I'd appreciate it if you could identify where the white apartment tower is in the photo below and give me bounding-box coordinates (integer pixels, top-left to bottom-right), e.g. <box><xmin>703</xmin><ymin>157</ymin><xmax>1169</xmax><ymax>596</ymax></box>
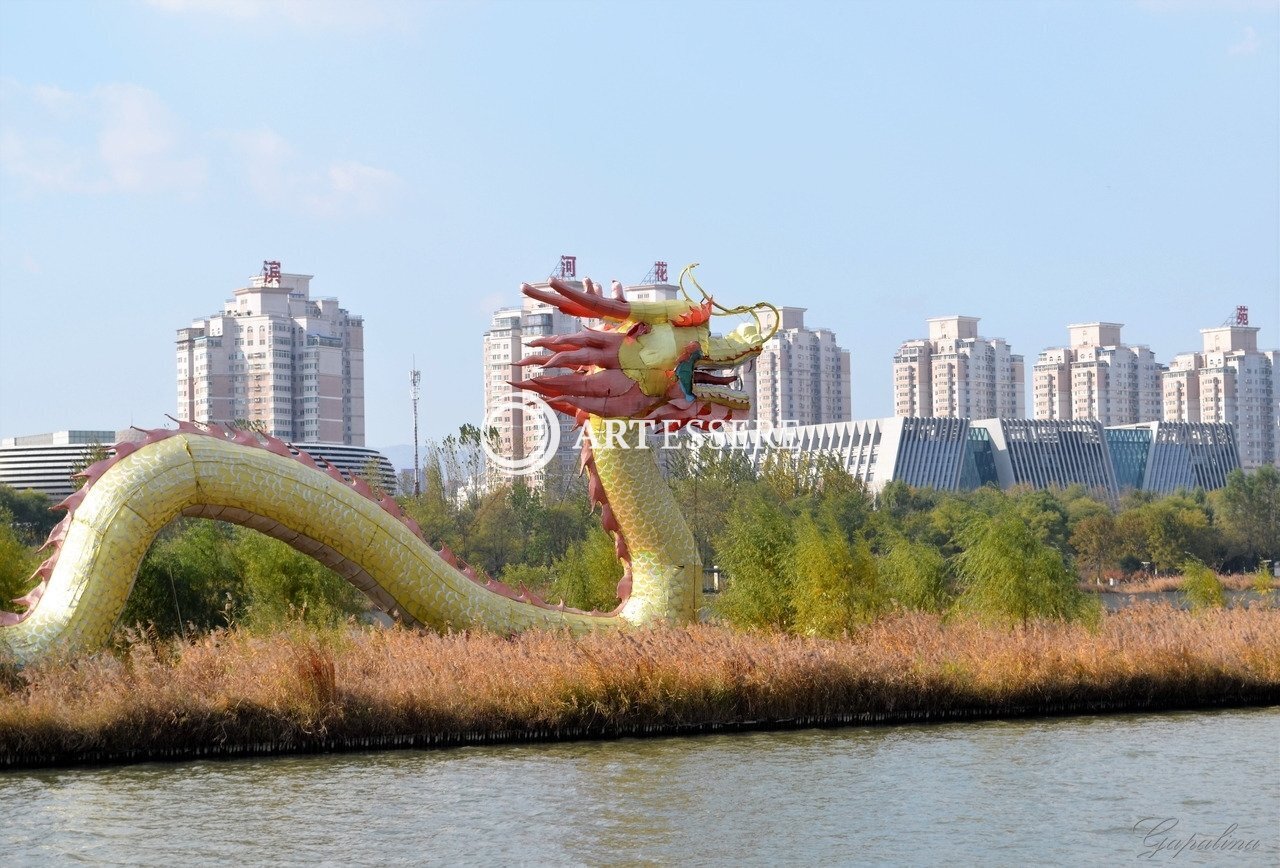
<box><xmin>893</xmin><ymin>316</ymin><xmax>1024</xmax><ymax>419</ymax></box>
<box><xmin>1162</xmin><ymin>314</ymin><xmax>1278</xmax><ymax>469</ymax></box>
<box><xmin>176</xmin><ymin>263</ymin><xmax>365</xmax><ymax>445</ymax></box>
<box><xmin>1032</xmin><ymin>323</ymin><xmax>1164</xmax><ymax>425</ymax></box>
<box><xmin>742</xmin><ymin>307</ymin><xmax>852</xmax><ymax>426</ymax></box>
<box><xmin>482</xmin><ymin>284</ymin><xmax>584</xmax><ymax>483</ymax></box>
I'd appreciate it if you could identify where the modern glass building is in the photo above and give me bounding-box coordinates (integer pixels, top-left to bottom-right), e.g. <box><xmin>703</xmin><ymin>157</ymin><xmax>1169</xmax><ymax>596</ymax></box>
<box><xmin>1105</xmin><ymin>422</ymin><xmax>1240</xmax><ymax>493</ymax></box>
<box><xmin>697</xmin><ymin>417</ymin><xmax>1241</xmax><ymax>496</ymax></box>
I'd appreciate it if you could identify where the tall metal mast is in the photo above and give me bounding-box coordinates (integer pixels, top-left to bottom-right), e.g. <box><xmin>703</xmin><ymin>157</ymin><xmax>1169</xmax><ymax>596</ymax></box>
<box><xmin>410</xmin><ymin>360</ymin><xmax>421</xmax><ymax>496</ymax></box>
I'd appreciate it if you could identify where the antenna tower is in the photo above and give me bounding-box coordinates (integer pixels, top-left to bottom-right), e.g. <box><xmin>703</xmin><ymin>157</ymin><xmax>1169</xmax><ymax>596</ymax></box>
<box><xmin>410</xmin><ymin>361</ymin><xmax>422</xmax><ymax>496</ymax></box>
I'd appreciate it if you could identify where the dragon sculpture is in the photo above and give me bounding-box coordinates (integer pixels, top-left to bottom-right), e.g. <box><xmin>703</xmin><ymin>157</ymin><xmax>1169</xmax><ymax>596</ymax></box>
<box><xmin>0</xmin><ymin>266</ymin><xmax>775</xmax><ymax>665</ymax></box>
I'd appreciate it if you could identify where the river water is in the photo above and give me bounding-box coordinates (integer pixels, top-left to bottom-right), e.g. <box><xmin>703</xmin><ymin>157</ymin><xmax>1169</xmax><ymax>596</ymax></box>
<box><xmin>1</xmin><ymin>708</ymin><xmax>1275</xmax><ymax>865</ymax></box>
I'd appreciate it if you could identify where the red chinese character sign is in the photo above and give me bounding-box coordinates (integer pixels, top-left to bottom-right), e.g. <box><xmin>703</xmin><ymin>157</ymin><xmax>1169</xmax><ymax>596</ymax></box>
<box><xmin>262</xmin><ymin>260</ymin><xmax>282</xmax><ymax>284</ymax></box>
<box><xmin>1236</xmin><ymin>305</ymin><xmax>1249</xmax><ymax>326</ymax></box>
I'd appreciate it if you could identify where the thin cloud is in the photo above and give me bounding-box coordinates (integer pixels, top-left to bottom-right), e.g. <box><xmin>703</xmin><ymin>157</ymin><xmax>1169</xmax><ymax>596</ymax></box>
<box><xmin>2</xmin><ymin>80</ymin><xmax>398</xmax><ymax>218</ymax></box>
<box><xmin>143</xmin><ymin>0</ymin><xmax>418</xmax><ymax>30</ymax></box>
<box><xmin>1137</xmin><ymin>0</ymin><xmax>1277</xmax><ymax>12</ymax></box>
<box><xmin>0</xmin><ymin>80</ymin><xmax>206</xmax><ymax>196</ymax></box>
<box><xmin>1228</xmin><ymin>26</ymin><xmax>1262</xmax><ymax>55</ymax></box>
<box><xmin>225</xmin><ymin>127</ymin><xmax>400</xmax><ymax>218</ymax></box>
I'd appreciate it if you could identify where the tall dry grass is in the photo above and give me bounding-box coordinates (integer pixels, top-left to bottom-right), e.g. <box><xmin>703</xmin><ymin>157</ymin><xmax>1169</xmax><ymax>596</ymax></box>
<box><xmin>1</xmin><ymin>604</ymin><xmax>1277</xmax><ymax>767</ymax></box>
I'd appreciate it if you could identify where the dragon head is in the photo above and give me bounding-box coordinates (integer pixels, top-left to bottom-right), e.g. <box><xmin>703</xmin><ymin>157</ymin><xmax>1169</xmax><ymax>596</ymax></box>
<box><xmin>512</xmin><ymin>265</ymin><xmax>776</xmax><ymax>427</ymax></box>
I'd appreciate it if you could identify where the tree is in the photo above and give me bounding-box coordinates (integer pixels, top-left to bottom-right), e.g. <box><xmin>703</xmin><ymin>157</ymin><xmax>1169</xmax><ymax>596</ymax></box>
<box><xmin>1070</xmin><ymin>512</ymin><xmax>1120</xmax><ymax>583</ymax></box>
<box><xmin>550</xmin><ymin>526</ymin><xmax>622</xmax><ymax>612</ymax></box>
<box><xmin>69</xmin><ymin>442</ymin><xmax>111</xmax><ymax>491</ymax></box>
<box><xmin>791</xmin><ymin>515</ymin><xmax>882</xmax><ymax>636</ymax></box>
<box><xmin>1118</xmin><ymin>497</ymin><xmax>1215</xmax><ymax>572</ymax></box>
<box><xmin>235</xmin><ymin>528</ymin><xmax>367</xmax><ymax>628</ymax></box>
<box><xmin>467</xmin><ymin>487</ymin><xmax>523</xmax><ymax>575</ymax></box>
<box><xmin>1013</xmin><ymin>488</ymin><xmax>1071</xmax><ymax>557</ymax></box>
<box><xmin>121</xmin><ymin>519</ymin><xmax>245</xmax><ymax>636</ymax></box>
<box><xmin>714</xmin><ymin>489</ymin><xmax>796</xmax><ymax>630</ymax></box>
<box><xmin>0</xmin><ymin>507</ymin><xmax>38</xmax><ymax>609</ymax></box>
<box><xmin>954</xmin><ymin>509</ymin><xmax>1098</xmax><ymax>626</ymax></box>
<box><xmin>0</xmin><ymin>485</ymin><xmax>57</xmax><ymax>545</ymax></box>
<box><xmin>1218</xmin><ymin>466</ymin><xmax>1280</xmax><ymax>569</ymax></box>
<box><xmin>357</xmin><ymin>457</ymin><xmax>388</xmax><ymax>498</ymax></box>
<box><xmin>879</xmin><ymin>535</ymin><xmax>951</xmax><ymax>612</ymax></box>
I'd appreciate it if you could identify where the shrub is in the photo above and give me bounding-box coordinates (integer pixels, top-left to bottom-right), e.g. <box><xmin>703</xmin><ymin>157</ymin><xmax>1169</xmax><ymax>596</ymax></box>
<box><xmin>1181</xmin><ymin>560</ymin><xmax>1225</xmax><ymax>611</ymax></box>
<box><xmin>1252</xmin><ymin>562</ymin><xmax>1274</xmax><ymax>602</ymax></box>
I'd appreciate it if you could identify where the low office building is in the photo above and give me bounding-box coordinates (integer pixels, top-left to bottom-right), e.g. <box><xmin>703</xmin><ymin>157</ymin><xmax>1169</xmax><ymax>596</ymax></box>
<box><xmin>1</xmin><ymin>429</ymin><xmax>396</xmax><ymax>500</ymax></box>
<box><xmin>1105</xmin><ymin>422</ymin><xmax>1239</xmax><ymax>493</ymax></box>
<box><xmin>695</xmin><ymin>417</ymin><xmax>1240</xmax><ymax>497</ymax></box>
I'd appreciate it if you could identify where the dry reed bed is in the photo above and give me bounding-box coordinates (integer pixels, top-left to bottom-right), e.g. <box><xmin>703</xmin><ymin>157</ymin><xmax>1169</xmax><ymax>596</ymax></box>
<box><xmin>1</xmin><ymin>603</ymin><xmax>1277</xmax><ymax>768</ymax></box>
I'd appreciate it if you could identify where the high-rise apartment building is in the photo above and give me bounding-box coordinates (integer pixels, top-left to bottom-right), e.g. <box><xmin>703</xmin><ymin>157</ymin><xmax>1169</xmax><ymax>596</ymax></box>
<box><xmin>1162</xmin><ymin>313</ymin><xmax>1278</xmax><ymax>469</ymax></box>
<box><xmin>893</xmin><ymin>316</ymin><xmax>1024</xmax><ymax>419</ymax></box>
<box><xmin>1032</xmin><ymin>323</ymin><xmax>1164</xmax><ymax>425</ymax></box>
<box><xmin>482</xmin><ymin>268</ymin><xmax>587</xmax><ymax>484</ymax></box>
<box><xmin>176</xmin><ymin>263</ymin><xmax>365</xmax><ymax>445</ymax></box>
<box><xmin>741</xmin><ymin>307</ymin><xmax>851</xmax><ymax>426</ymax></box>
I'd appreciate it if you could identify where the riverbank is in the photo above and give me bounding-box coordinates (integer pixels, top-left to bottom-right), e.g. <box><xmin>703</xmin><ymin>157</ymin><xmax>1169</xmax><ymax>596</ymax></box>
<box><xmin>1</xmin><ymin>603</ymin><xmax>1276</xmax><ymax>770</ymax></box>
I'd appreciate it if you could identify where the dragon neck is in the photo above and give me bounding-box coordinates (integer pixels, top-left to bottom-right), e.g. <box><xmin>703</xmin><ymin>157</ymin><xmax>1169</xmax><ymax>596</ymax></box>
<box><xmin>583</xmin><ymin>415</ymin><xmax>701</xmax><ymax>626</ymax></box>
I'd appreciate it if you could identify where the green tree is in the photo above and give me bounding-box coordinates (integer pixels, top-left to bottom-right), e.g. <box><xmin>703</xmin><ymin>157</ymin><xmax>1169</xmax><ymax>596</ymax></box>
<box><xmin>1013</xmin><ymin>488</ymin><xmax>1071</xmax><ymax>557</ymax></box>
<box><xmin>1119</xmin><ymin>497</ymin><xmax>1215</xmax><ymax>572</ymax></box>
<box><xmin>668</xmin><ymin>440</ymin><xmax>756</xmax><ymax>573</ymax></box>
<box><xmin>954</xmin><ymin>509</ymin><xmax>1098</xmax><ymax>626</ymax></box>
<box><xmin>714</xmin><ymin>490</ymin><xmax>796</xmax><ymax>630</ymax></box>
<box><xmin>1218</xmin><ymin>466</ymin><xmax>1280</xmax><ymax>569</ymax></box>
<box><xmin>0</xmin><ymin>507</ymin><xmax>39</xmax><ymax>608</ymax></box>
<box><xmin>235</xmin><ymin>528</ymin><xmax>366</xmax><ymax>628</ymax></box>
<box><xmin>69</xmin><ymin>442</ymin><xmax>111</xmax><ymax>490</ymax></box>
<box><xmin>357</xmin><ymin>457</ymin><xmax>388</xmax><ymax>497</ymax></box>
<box><xmin>1070</xmin><ymin>512</ymin><xmax>1120</xmax><ymax>583</ymax></box>
<box><xmin>122</xmin><ymin>519</ymin><xmax>245</xmax><ymax>635</ymax></box>
<box><xmin>791</xmin><ymin>515</ymin><xmax>882</xmax><ymax>636</ymax></box>
<box><xmin>549</xmin><ymin>526</ymin><xmax>623</xmax><ymax>612</ymax></box>
<box><xmin>467</xmin><ymin>487</ymin><xmax>524</xmax><ymax>575</ymax></box>
<box><xmin>0</xmin><ymin>485</ymin><xmax>57</xmax><ymax>544</ymax></box>
<box><xmin>879</xmin><ymin>535</ymin><xmax>951</xmax><ymax>612</ymax></box>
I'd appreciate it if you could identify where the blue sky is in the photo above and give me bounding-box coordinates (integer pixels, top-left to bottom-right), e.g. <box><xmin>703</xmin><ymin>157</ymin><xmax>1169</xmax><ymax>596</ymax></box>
<box><xmin>1</xmin><ymin>0</ymin><xmax>1276</xmax><ymax>455</ymax></box>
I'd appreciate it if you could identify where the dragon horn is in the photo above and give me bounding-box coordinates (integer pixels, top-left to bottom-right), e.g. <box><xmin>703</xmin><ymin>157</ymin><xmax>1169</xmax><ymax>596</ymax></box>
<box><xmin>521</xmin><ymin>284</ymin><xmax>599</xmax><ymax>319</ymax></box>
<box><xmin>548</xmin><ymin>277</ymin><xmax>630</xmax><ymax>320</ymax></box>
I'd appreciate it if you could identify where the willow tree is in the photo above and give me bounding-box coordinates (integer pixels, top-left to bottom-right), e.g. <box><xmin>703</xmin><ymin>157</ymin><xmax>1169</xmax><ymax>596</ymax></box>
<box><xmin>954</xmin><ymin>509</ymin><xmax>1097</xmax><ymax>626</ymax></box>
<box><xmin>790</xmin><ymin>515</ymin><xmax>882</xmax><ymax>637</ymax></box>
<box><xmin>715</xmin><ymin>489</ymin><xmax>796</xmax><ymax>631</ymax></box>
<box><xmin>880</xmin><ymin>535</ymin><xmax>951</xmax><ymax>613</ymax></box>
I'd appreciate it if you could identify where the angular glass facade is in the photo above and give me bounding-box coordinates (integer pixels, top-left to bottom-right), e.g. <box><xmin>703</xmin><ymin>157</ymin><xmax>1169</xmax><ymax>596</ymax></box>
<box><xmin>697</xmin><ymin>418</ymin><xmax>1241</xmax><ymax>496</ymax></box>
<box><xmin>1104</xmin><ymin>427</ymin><xmax>1152</xmax><ymax>491</ymax></box>
<box><xmin>960</xmin><ymin>426</ymin><xmax>999</xmax><ymax>489</ymax></box>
